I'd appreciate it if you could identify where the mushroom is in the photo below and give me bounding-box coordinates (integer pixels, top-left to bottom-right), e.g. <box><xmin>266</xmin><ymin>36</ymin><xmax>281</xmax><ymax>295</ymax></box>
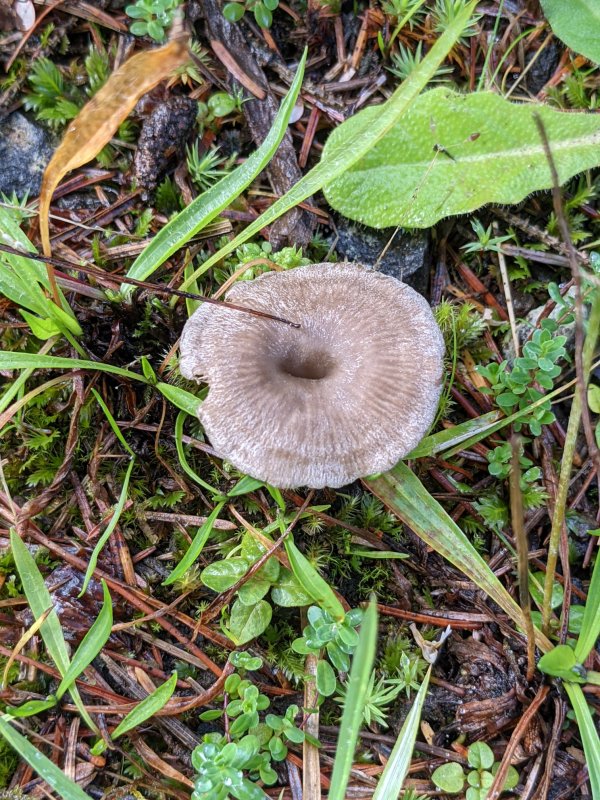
<box><xmin>179</xmin><ymin>262</ymin><xmax>444</xmax><ymax>489</ymax></box>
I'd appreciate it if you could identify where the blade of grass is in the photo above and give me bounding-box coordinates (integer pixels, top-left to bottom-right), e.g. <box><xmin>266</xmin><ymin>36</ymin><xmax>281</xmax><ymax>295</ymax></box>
<box><xmin>122</xmin><ymin>50</ymin><xmax>307</xmax><ymax>296</ymax></box>
<box><xmin>91</xmin><ymin>389</ymin><xmax>134</xmax><ymax>457</ymax></box>
<box><xmin>574</xmin><ymin>547</ymin><xmax>600</xmax><ymax>663</ymax></box>
<box><xmin>163</xmin><ymin>501</ymin><xmax>225</xmax><ymax>585</ymax></box>
<box><xmin>0</xmin><ymin>716</ymin><xmax>92</xmax><ymax>800</ymax></box>
<box><xmin>328</xmin><ymin>600</ymin><xmax>378</xmax><ymax>800</ymax></box>
<box><xmin>542</xmin><ymin>290</ymin><xmax>600</xmax><ymax>634</ymax></box>
<box><xmin>0</xmin><ymin>351</ymin><xmax>147</xmax><ymax>382</ymax></box>
<box><xmin>156</xmin><ymin>381</ymin><xmax>203</xmax><ymax>416</ymax></box>
<box><xmin>564</xmin><ymin>683</ymin><xmax>600</xmax><ymax>799</ymax></box>
<box><xmin>92</xmin><ymin>671</ymin><xmax>178</xmax><ymax>755</ymax></box>
<box><xmin>10</xmin><ymin>530</ymin><xmax>98</xmax><ymax>732</ymax></box>
<box><xmin>174</xmin><ymin>411</ymin><xmax>217</xmax><ymax>494</ymax></box>
<box><xmin>365</xmin><ymin>463</ymin><xmax>551</xmax><ymax>652</ymax></box>
<box><xmin>284</xmin><ymin>538</ymin><xmax>345</xmax><ymax>621</ymax></box>
<box><xmin>0</xmin><ymin>338</ymin><xmax>57</xmax><ymax>415</ymax></box>
<box><xmin>79</xmin><ymin>457</ymin><xmax>135</xmax><ymax>596</ymax></box>
<box><xmin>177</xmin><ymin>1</ymin><xmax>478</xmax><ymax>293</ymax></box>
<box><xmin>56</xmin><ymin>580</ymin><xmax>113</xmax><ymax>699</ymax></box>
<box><xmin>373</xmin><ymin>667</ymin><xmax>431</xmax><ymax>800</ymax></box>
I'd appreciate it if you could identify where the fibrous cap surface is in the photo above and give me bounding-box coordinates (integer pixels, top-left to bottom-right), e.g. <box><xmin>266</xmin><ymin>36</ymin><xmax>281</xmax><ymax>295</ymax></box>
<box><xmin>180</xmin><ymin>262</ymin><xmax>444</xmax><ymax>488</ymax></box>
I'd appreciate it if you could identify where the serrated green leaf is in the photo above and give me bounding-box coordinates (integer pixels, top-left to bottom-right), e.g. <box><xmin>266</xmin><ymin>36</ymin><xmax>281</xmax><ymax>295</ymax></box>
<box><xmin>323</xmin><ymin>88</ymin><xmax>600</xmax><ymax>229</ymax></box>
<box><xmin>541</xmin><ymin>0</ymin><xmax>600</xmax><ymax>64</ymax></box>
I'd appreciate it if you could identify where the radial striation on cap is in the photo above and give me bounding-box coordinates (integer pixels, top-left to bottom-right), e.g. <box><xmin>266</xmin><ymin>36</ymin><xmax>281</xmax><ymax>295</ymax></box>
<box><xmin>179</xmin><ymin>262</ymin><xmax>445</xmax><ymax>489</ymax></box>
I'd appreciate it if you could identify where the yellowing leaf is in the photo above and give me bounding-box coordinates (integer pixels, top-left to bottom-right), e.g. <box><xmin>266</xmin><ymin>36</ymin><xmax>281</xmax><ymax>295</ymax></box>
<box><xmin>39</xmin><ymin>37</ymin><xmax>189</xmax><ymax>255</ymax></box>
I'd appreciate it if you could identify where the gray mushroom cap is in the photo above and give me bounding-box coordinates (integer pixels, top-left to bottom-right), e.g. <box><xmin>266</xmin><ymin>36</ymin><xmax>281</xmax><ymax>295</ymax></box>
<box><xmin>179</xmin><ymin>262</ymin><xmax>445</xmax><ymax>489</ymax></box>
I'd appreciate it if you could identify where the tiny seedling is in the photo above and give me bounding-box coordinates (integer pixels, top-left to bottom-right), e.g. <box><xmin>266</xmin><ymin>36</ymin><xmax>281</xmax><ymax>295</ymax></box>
<box><xmin>222</xmin><ymin>0</ymin><xmax>279</xmax><ymax>29</ymax></box>
<box><xmin>125</xmin><ymin>0</ymin><xmax>182</xmax><ymax>41</ymax></box>
<box><xmin>432</xmin><ymin>741</ymin><xmax>519</xmax><ymax>799</ymax></box>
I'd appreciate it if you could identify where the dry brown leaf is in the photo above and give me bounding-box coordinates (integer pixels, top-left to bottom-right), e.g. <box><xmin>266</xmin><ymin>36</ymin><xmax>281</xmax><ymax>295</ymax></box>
<box><xmin>130</xmin><ymin>733</ymin><xmax>194</xmax><ymax>788</ymax></box>
<box><xmin>39</xmin><ymin>37</ymin><xmax>189</xmax><ymax>256</ymax></box>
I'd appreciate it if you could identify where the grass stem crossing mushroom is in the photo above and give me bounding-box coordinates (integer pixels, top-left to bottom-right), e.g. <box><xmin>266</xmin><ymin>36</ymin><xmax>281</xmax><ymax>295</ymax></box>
<box><xmin>179</xmin><ymin>262</ymin><xmax>444</xmax><ymax>488</ymax></box>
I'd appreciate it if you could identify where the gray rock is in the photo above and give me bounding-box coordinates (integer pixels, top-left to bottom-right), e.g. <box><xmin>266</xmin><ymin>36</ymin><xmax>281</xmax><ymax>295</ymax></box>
<box><xmin>333</xmin><ymin>216</ymin><xmax>431</xmax><ymax>297</ymax></box>
<box><xmin>0</xmin><ymin>112</ymin><xmax>54</xmax><ymax>198</ymax></box>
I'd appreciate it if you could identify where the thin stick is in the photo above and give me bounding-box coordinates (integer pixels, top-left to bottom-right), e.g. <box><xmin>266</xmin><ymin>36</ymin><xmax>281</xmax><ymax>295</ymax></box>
<box><xmin>509</xmin><ymin>435</ymin><xmax>535</xmax><ymax>681</ymax></box>
<box><xmin>495</xmin><ymin>223</ymin><xmax>520</xmax><ymax>357</ymax></box>
<box><xmin>532</xmin><ymin>114</ymin><xmax>600</xmax><ymax>634</ymax></box>
<box><xmin>0</xmin><ymin>242</ymin><xmax>300</xmax><ymax>328</ymax></box>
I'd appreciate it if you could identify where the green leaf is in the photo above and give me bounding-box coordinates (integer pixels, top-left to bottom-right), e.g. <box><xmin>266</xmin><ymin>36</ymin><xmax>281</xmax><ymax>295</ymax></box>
<box><xmin>365</xmin><ymin>463</ymin><xmax>551</xmax><ymax>652</ymax></box>
<box><xmin>122</xmin><ymin>50</ymin><xmax>307</xmax><ymax>296</ymax></box>
<box><xmin>538</xmin><ymin>644</ymin><xmax>585</xmax><ymax>682</ymax></box>
<box><xmin>201</xmin><ymin>555</ymin><xmax>249</xmax><ymax>592</ymax></box>
<box><xmin>80</xmin><ymin>457</ymin><xmax>135</xmax><ymax>596</ymax></box>
<box><xmin>316</xmin><ymin>658</ymin><xmax>336</xmax><ymax>697</ymax></box>
<box><xmin>588</xmin><ymin>385</ymin><xmax>600</xmax><ymax>414</ymax></box>
<box><xmin>164</xmin><ymin>501</ymin><xmax>225</xmax><ymax>585</ymax></box>
<box><xmin>228</xmin><ymin>475</ymin><xmax>265</xmax><ymax>497</ymax></box>
<box><xmin>173</xmin><ymin>412</ymin><xmax>217</xmax><ymax>494</ymax></box>
<box><xmin>237</xmin><ymin>577</ymin><xmax>271</xmax><ymax>605</ymax></box>
<box><xmin>541</xmin><ymin>0</ymin><xmax>600</xmax><ymax>64</ymax></box>
<box><xmin>468</xmin><ymin>742</ymin><xmax>494</xmax><ymax>770</ymax></box>
<box><xmin>223</xmin><ymin>2</ymin><xmax>246</xmax><ymax>21</ymax></box>
<box><xmin>6</xmin><ymin>697</ymin><xmax>58</xmax><ymax>718</ymax></box>
<box><xmin>91</xmin><ymin>388</ymin><xmax>135</xmax><ymax>457</ymax></box>
<box><xmin>156</xmin><ymin>381</ymin><xmax>201</xmax><ymax>416</ymax></box>
<box><xmin>407</xmin><ymin>411</ymin><xmax>502</xmax><ymax>458</ymax></box>
<box><xmin>284</xmin><ymin>538</ymin><xmax>345</xmax><ymax>622</ymax></box>
<box><xmin>0</xmin><ymin>716</ymin><xmax>91</xmax><ymax>799</ymax></box>
<box><xmin>20</xmin><ymin>310</ymin><xmax>61</xmax><ymax>339</ymax></box>
<box><xmin>373</xmin><ymin>667</ymin><xmax>431</xmax><ymax>800</ymax></box>
<box><xmin>56</xmin><ymin>580</ymin><xmax>113</xmax><ymax>699</ymax></box>
<box><xmin>111</xmin><ymin>671</ymin><xmax>177</xmax><ymax>741</ymax></box>
<box><xmin>574</xmin><ymin>548</ymin><xmax>600</xmax><ymax>662</ymax></box>
<box><xmin>328</xmin><ymin>600</ymin><xmax>378</xmax><ymax>800</ymax></box>
<box><xmin>10</xmin><ymin>530</ymin><xmax>97</xmax><ymax>732</ymax></box>
<box><xmin>271</xmin><ymin>567</ymin><xmax>313</xmax><ymax>607</ymax></box>
<box><xmin>564</xmin><ymin>683</ymin><xmax>600</xmax><ymax>799</ymax></box>
<box><xmin>178</xmin><ymin>1</ymin><xmax>478</xmax><ymax>293</ymax></box>
<box><xmin>226</xmin><ymin>598</ymin><xmax>272</xmax><ymax>645</ymax></box>
<box><xmin>0</xmin><ymin>351</ymin><xmax>145</xmax><ymax>382</ymax></box>
<box><xmin>323</xmin><ymin>87</ymin><xmax>600</xmax><ymax>229</ymax></box>
<box><xmin>432</xmin><ymin>762</ymin><xmax>465</xmax><ymax>794</ymax></box>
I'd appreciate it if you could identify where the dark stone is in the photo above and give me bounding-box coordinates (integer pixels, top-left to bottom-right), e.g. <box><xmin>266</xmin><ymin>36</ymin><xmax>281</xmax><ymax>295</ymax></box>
<box><xmin>525</xmin><ymin>39</ymin><xmax>560</xmax><ymax>95</ymax></box>
<box><xmin>133</xmin><ymin>95</ymin><xmax>198</xmax><ymax>191</ymax></box>
<box><xmin>0</xmin><ymin>112</ymin><xmax>54</xmax><ymax>198</ymax></box>
<box><xmin>333</xmin><ymin>216</ymin><xmax>431</xmax><ymax>297</ymax></box>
